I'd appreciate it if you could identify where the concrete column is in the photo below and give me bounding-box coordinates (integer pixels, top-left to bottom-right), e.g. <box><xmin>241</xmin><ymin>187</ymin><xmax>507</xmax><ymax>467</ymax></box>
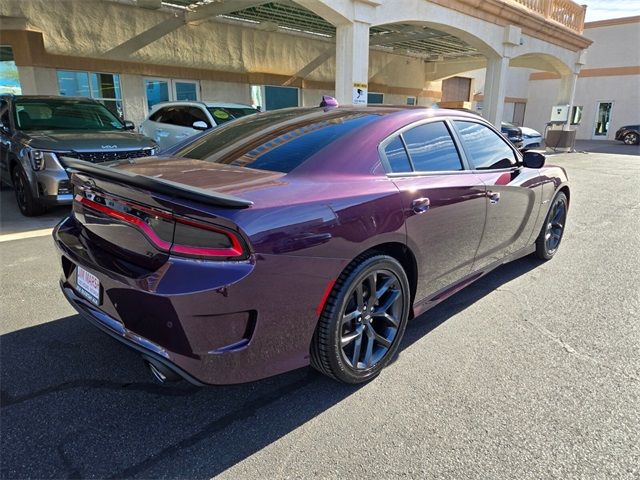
<box><xmin>335</xmin><ymin>20</ymin><xmax>370</xmax><ymax>105</ymax></box>
<box><xmin>557</xmin><ymin>72</ymin><xmax>579</xmax><ymax>129</ymax></box>
<box><xmin>17</xmin><ymin>66</ymin><xmax>58</xmax><ymax>95</ymax></box>
<box><xmin>482</xmin><ymin>56</ymin><xmax>510</xmax><ymax>127</ymax></box>
<box><xmin>556</xmin><ymin>51</ymin><xmax>585</xmax><ymax>129</ymax></box>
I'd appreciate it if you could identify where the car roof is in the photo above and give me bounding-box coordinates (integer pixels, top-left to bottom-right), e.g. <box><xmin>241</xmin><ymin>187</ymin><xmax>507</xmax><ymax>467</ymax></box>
<box><xmin>149</xmin><ymin>101</ymin><xmax>255</xmax><ymax>111</ymax></box>
<box><xmin>1</xmin><ymin>95</ymin><xmax>99</xmax><ymax>102</ymax></box>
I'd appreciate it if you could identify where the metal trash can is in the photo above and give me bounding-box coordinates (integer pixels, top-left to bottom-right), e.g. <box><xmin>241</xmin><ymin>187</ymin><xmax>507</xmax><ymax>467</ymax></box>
<box><xmin>545</xmin><ymin>129</ymin><xmax>577</xmax><ymax>152</ymax></box>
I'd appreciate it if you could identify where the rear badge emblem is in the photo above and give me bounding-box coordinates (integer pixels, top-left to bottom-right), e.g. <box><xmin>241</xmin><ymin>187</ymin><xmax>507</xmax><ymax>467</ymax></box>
<box><xmin>101</xmin><ymin>145</ymin><xmax>118</xmax><ymax>149</ymax></box>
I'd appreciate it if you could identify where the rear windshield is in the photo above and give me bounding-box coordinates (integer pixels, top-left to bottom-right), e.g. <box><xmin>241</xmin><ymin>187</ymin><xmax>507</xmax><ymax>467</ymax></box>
<box><xmin>14</xmin><ymin>99</ymin><xmax>124</xmax><ymax>131</ymax></box>
<box><xmin>207</xmin><ymin>106</ymin><xmax>258</xmax><ymax>125</ymax></box>
<box><xmin>176</xmin><ymin>109</ymin><xmax>380</xmax><ymax>173</ymax></box>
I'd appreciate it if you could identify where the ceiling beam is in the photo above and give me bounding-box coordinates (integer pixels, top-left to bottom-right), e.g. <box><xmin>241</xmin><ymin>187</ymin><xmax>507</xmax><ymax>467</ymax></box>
<box><xmin>103</xmin><ymin>0</ymin><xmax>269</xmax><ymax>59</ymax></box>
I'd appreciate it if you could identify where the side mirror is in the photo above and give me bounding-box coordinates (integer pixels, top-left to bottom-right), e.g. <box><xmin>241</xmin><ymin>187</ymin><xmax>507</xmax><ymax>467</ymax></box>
<box><xmin>192</xmin><ymin>121</ymin><xmax>209</xmax><ymax>131</ymax></box>
<box><xmin>522</xmin><ymin>150</ymin><xmax>545</xmax><ymax>169</ymax></box>
<box><xmin>123</xmin><ymin>120</ymin><xmax>135</xmax><ymax>131</ymax></box>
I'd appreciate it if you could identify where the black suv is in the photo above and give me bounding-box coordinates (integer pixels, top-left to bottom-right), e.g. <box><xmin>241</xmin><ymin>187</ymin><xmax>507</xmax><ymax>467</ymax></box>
<box><xmin>0</xmin><ymin>95</ymin><xmax>158</xmax><ymax>216</ymax></box>
<box><xmin>615</xmin><ymin>124</ymin><xmax>640</xmax><ymax>145</ymax></box>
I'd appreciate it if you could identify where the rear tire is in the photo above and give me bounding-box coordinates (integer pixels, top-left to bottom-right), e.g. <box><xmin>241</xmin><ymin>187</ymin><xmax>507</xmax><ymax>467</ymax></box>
<box><xmin>310</xmin><ymin>253</ymin><xmax>410</xmax><ymax>384</ymax></box>
<box><xmin>623</xmin><ymin>132</ymin><xmax>639</xmax><ymax>145</ymax></box>
<box><xmin>534</xmin><ymin>192</ymin><xmax>568</xmax><ymax>260</ymax></box>
<box><xmin>12</xmin><ymin>165</ymin><xmax>45</xmax><ymax>217</ymax></box>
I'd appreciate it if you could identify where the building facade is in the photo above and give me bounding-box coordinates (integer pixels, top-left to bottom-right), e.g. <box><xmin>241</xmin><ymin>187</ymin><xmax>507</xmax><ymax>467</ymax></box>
<box><xmin>1</xmin><ymin>0</ymin><xmax>590</xmax><ymax>130</ymax></box>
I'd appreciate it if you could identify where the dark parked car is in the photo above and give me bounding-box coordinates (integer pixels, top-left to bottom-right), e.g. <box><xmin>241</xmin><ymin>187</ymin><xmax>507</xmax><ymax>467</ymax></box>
<box><xmin>615</xmin><ymin>124</ymin><xmax>640</xmax><ymax>145</ymax></box>
<box><xmin>501</xmin><ymin>122</ymin><xmax>524</xmax><ymax>149</ymax></box>
<box><xmin>0</xmin><ymin>95</ymin><xmax>158</xmax><ymax>216</ymax></box>
<box><xmin>54</xmin><ymin>105</ymin><xmax>569</xmax><ymax>385</ymax></box>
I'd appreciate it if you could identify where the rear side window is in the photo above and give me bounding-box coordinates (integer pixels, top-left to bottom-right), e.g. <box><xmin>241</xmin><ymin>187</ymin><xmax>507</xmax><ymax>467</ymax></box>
<box><xmin>383</xmin><ymin>136</ymin><xmax>412</xmax><ymax>173</ymax></box>
<box><xmin>402</xmin><ymin>121</ymin><xmax>462</xmax><ymax>172</ymax></box>
<box><xmin>454</xmin><ymin>121</ymin><xmax>517</xmax><ymax>170</ymax></box>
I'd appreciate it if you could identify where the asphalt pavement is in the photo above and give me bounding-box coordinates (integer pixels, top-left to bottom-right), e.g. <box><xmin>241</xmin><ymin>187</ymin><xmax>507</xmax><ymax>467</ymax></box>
<box><xmin>0</xmin><ymin>150</ymin><xmax>638</xmax><ymax>479</ymax></box>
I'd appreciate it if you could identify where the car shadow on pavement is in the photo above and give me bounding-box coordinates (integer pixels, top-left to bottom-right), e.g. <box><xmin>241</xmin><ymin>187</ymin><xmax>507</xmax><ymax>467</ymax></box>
<box><xmin>0</xmin><ymin>256</ymin><xmax>543</xmax><ymax>479</ymax></box>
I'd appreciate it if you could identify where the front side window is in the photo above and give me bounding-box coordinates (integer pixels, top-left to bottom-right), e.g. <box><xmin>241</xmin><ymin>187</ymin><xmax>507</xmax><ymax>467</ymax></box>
<box><xmin>14</xmin><ymin>99</ymin><xmax>124</xmax><ymax>131</ymax></box>
<box><xmin>58</xmin><ymin>70</ymin><xmax>123</xmax><ymax>117</ymax></box>
<box><xmin>207</xmin><ymin>106</ymin><xmax>258</xmax><ymax>125</ymax></box>
<box><xmin>455</xmin><ymin>121</ymin><xmax>517</xmax><ymax>170</ymax></box>
<box><xmin>402</xmin><ymin>122</ymin><xmax>462</xmax><ymax>172</ymax></box>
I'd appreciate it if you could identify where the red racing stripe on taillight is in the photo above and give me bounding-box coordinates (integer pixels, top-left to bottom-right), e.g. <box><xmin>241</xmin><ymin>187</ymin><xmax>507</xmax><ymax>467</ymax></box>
<box><xmin>76</xmin><ymin>194</ymin><xmax>246</xmax><ymax>259</ymax></box>
<box><xmin>76</xmin><ymin>194</ymin><xmax>172</xmax><ymax>251</ymax></box>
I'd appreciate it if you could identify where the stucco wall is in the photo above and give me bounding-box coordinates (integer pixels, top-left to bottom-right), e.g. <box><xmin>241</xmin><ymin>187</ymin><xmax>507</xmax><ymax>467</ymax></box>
<box><xmin>525</xmin><ymin>75</ymin><xmax>640</xmax><ymax>140</ymax></box>
<box><xmin>524</xmin><ymin>19</ymin><xmax>640</xmax><ymax>140</ymax></box>
<box><xmin>0</xmin><ymin>0</ymin><xmax>431</xmax><ymax>89</ymax></box>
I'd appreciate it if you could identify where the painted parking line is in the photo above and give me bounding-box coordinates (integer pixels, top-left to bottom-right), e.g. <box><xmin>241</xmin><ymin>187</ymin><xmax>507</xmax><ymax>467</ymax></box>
<box><xmin>0</xmin><ymin>228</ymin><xmax>54</xmax><ymax>243</ymax></box>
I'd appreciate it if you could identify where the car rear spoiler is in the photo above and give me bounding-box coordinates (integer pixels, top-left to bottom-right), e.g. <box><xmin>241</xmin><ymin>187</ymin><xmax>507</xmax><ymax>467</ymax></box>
<box><xmin>60</xmin><ymin>158</ymin><xmax>253</xmax><ymax>209</ymax></box>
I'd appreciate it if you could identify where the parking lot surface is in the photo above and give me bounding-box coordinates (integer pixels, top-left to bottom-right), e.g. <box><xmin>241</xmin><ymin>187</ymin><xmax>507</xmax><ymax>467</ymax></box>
<box><xmin>1</xmin><ymin>151</ymin><xmax>638</xmax><ymax>479</ymax></box>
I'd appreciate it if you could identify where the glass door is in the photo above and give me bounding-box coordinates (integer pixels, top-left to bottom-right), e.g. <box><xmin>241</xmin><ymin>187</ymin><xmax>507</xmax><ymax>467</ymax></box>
<box><xmin>593</xmin><ymin>101</ymin><xmax>613</xmax><ymax>139</ymax></box>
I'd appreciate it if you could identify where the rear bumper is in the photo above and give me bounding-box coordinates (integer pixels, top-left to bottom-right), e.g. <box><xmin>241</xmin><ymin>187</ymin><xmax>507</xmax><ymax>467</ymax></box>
<box><xmin>61</xmin><ymin>284</ymin><xmax>205</xmax><ymax>386</ymax></box>
<box><xmin>54</xmin><ymin>215</ymin><xmax>348</xmax><ymax>385</ymax></box>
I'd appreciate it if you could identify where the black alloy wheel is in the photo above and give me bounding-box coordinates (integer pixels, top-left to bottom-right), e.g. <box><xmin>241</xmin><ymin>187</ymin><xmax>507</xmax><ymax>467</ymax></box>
<box><xmin>623</xmin><ymin>132</ymin><xmax>639</xmax><ymax>145</ymax></box>
<box><xmin>535</xmin><ymin>192</ymin><xmax>568</xmax><ymax>260</ymax></box>
<box><xmin>311</xmin><ymin>254</ymin><xmax>410</xmax><ymax>384</ymax></box>
<box><xmin>12</xmin><ymin>166</ymin><xmax>44</xmax><ymax>217</ymax></box>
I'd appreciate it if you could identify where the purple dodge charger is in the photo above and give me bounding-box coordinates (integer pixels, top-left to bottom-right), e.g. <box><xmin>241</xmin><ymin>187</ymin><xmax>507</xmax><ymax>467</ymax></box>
<box><xmin>54</xmin><ymin>105</ymin><xmax>569</xmax><ymax>385</ymax></box>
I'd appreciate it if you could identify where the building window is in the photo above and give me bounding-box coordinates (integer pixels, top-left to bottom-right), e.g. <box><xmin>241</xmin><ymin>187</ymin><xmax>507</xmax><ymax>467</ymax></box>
<box><xmin>57</xmin><ymin>70</ymin><xmax>123</xmax><ymax>117</ymax></box>
<box><xmin>0</xmin><ymin>46</ymin><xmax>21</xmax><ymax>94</ymax></box>
<box><xmin>144</xmin><ymin>78</ymin><xmax>200</xmax><ymax>111</ymax></box>
<box><xmin>406</xmin><ymin>96</ymin><xmax>417</xmax><ymax>106</ymax></box>
<box><xmin>250</xmin><ymin>85</ymin><xmax>298</xmax><ymax>111</ymax></box>
<box><xmin>367</xmin><ymin>92</ymin><xmax>384</xmax><ymax>104</ymax></box>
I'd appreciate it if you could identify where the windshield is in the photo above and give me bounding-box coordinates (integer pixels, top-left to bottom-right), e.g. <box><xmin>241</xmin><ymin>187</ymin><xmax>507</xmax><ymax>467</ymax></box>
<box><xmin>176</xmin><ymin>108</ymin><xmax>381</xmax><ymax>173</ymax></box>
<box><xmin>14</xmin><ymin>99</ymin><xmax>125</xmax><ymax>131</ymax></box>
<box><xmin>207</xmin><ymin>106</ymin><xmax>258</xmax><ymax>125</ymax></box>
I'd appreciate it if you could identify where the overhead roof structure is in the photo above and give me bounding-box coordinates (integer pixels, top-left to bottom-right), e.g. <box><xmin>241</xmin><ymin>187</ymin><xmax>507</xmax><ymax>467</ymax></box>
<box><xmin>125</xmin><ymin>0</ymin><xmax>481</xmax><ymax>60</ymax></box>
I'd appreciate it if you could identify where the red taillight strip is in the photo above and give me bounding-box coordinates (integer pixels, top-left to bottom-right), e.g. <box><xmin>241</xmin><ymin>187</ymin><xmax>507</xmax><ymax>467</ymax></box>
<box><xmin>75</xmin><ymin>194</ymin><xmax>245</xmax><ymax>258</ymax></box>
<box><xmin>76</xmin><ymin>194</ymin><xmax>172</xmax><ymax>251</ymax></box>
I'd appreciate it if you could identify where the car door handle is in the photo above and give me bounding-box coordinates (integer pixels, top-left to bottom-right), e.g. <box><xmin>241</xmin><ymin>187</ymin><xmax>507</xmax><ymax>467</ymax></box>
<box><xmin>411</xmin><ymin>197</ymin><xmax>430</xmax><ymax>214</ymax></box>
<box><xmin>488</xmin><ymin>191</ymin><xmax>501</xmax><ymax>204</ymax></box>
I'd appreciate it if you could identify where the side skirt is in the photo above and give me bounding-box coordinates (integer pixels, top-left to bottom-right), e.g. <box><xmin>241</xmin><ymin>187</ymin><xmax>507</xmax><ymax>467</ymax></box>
<box><xmin>411</xmin><ymin>244</ymin><xmax>536</xmax><ymax>318</ymax></box>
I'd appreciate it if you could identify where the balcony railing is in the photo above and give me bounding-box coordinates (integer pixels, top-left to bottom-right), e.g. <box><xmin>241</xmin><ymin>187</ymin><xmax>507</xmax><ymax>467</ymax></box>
<box><xmin>511</xmin><ymin>0</ymin><xmax>587</xmax><ymax>33</ymax></box>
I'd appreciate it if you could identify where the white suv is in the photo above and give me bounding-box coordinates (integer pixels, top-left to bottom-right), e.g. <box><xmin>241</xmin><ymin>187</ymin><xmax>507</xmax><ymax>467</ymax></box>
<box><xmin>140</xmin><ymin>101</ymin><xmax>258</xmax><ymax>151</ymax></box>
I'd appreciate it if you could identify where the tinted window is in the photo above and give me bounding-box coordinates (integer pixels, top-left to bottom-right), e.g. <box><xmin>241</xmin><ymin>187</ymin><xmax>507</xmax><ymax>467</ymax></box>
<box><xmin>178</xmin><ymin>109</ymin><xmax>380</xmax><ymax>173</ymax></box>
<box><xmin>402</xmin><ymin>122</ymin><xmax>462</xmax><ymax>172</ymax></box>
<box><xmin>156</xmin><ymin>107</ymin><xmax>205</xmax><ymax>128</ymax></box>
<box><xmin>13</xmin><ymin>99</ymin><xmax>124</xmax><ymax>131</ymax></box>
<box><xmin>187</xmin><ymin>107</ymin><xmax>210</xmax><ymax>127</ymax></box>
<box><xmin>455</xmin><ymin>121</ymin><xmax>517</xmax><ymax>170</ymax></box>
<box><xmin>384</xmin><ymin>136</ymin><xmax>412</xmax><ymax>173</ymax></box>
<box><xmin>207</xmin><ymin>106</ymin><xmax>258</xmax><ymax>125</ymax></box>
<box><xmin>149</xmin><ymin>107</ymin><xmax>167</xmax><ymax>122</ymax></box>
